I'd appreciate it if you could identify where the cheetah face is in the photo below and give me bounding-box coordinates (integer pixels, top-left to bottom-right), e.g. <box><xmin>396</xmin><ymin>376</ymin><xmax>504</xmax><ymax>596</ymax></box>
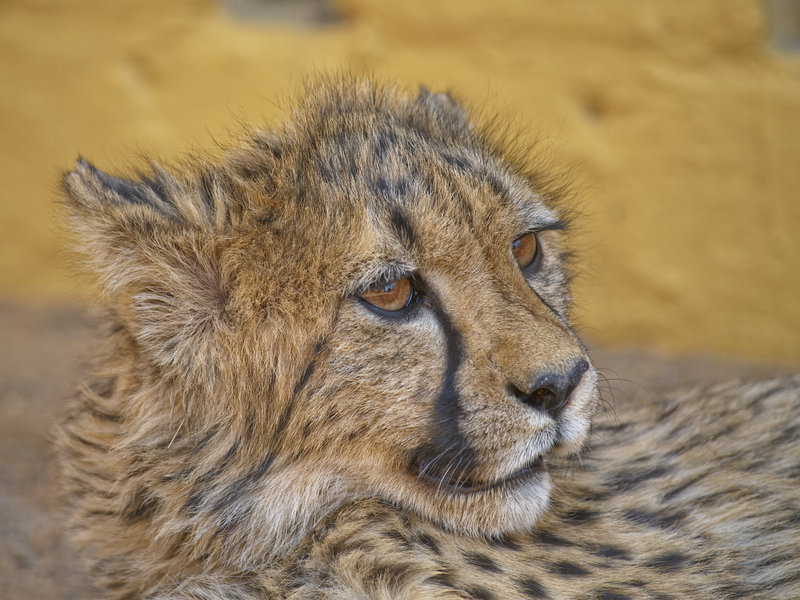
<box><xmin>63</xmin><ymin>80</ymin><xmax>599</xmax><ymax>560</ymax></box>
<box><xmin>290</xmin><ymin>179</ymin><xmax>598</xmax><ymax>537</ymax></box>
<box><xmin>239</xmin><ymin>85</ymin><xmax>601</xmax><ymax>540</ymax></box>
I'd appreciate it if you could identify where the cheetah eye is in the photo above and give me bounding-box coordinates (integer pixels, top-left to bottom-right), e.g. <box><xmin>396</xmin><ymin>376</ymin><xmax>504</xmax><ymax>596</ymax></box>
<box><xmin>512</xmin><ymin>232</ymin><xmax>539</xmax><ymax>270</ymax></box>
<box><xmin>359</xmin><ymin>277</ymin><xmax>417</xmax><ymax>312</ymax></box>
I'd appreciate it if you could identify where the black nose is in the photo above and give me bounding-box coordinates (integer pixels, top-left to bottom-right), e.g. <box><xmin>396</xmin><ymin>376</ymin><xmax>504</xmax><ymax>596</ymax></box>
<box><xmin>510</xmin><ymin>359</ymin><xmax>589</xmax><ymax>418</ymax></box>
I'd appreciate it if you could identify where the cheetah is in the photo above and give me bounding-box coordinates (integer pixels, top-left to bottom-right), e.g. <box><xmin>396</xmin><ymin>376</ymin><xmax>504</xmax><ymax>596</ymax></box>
<box><xmin>58</xmin><ymin>76</ymin><xmax>800</xmax><ymax>599</ymax></box>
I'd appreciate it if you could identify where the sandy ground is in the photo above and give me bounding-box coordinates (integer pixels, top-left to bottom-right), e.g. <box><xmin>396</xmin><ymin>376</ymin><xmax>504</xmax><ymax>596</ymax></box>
<box><xmin>0</xmin><ymin>301</ymin><xmax>791</xmax><ymax>599</ymax></box>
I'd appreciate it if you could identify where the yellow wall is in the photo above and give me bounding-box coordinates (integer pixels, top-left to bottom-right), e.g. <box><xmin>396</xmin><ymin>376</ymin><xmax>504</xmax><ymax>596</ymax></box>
<box><xmin>1</xmin><ymin>0</ymin><xmax>798</xmax><ymax>364</ymax></box>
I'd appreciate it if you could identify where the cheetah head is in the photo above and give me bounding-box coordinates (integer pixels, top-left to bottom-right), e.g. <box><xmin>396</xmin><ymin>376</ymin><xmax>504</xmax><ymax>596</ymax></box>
<box><xmin>63</xmin><ymin>77</ymin><xmax>597</xmax><ymax>564</ymax></box>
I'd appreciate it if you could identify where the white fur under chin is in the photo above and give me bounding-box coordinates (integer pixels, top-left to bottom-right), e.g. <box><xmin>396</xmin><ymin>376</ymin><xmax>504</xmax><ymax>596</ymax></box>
<box><xmin>476</xmin><ymin>473</ymin><xmax>554</xmax><ymax>536</ymax></box>
<box><xmin>377</xmin><ymin>469</ymin><xmax>554</xmax><ymax>537</ymax></box>
<box><xmin>235</xmin><ymin>465</ymin><xmax>358</xmax><ymax>566</ymax></box>
<box><xmin>230</xmin><ymin>467</ymin><xmax>553</xmax><ymax>566</ymax></box>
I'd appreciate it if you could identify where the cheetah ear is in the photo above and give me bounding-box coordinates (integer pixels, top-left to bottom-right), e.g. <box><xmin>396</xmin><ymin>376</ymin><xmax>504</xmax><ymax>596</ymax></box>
<box><xmin>61</xmin><ymin>158</ymin><xmax>197</xmax><ymax>293</ymax></box>
<box><xmin>64</xmin><ymin>157</ymin><xmax>236</xmax><ymax>231</ymax></box>
<box><xmin>66</xmin><ymin>158</ymin><xmax>179</xmax><ymax>215</ymax></box>
<box><xmin>62</xmin><ymin>159</ymin><xmax>229</xmax><ymax>374</ymax></box>
<box><xmin>416</xmin><ymin>87</ymin><xmax>468</xmax><ymax>128</ymax></box>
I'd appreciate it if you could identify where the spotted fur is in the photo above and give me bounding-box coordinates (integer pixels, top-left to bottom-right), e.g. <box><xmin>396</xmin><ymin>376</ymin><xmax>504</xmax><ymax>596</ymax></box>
<box><xmin>58</xmin><ymin>77</ymin><xmax>799</xmax><ymax>599</ymax></box>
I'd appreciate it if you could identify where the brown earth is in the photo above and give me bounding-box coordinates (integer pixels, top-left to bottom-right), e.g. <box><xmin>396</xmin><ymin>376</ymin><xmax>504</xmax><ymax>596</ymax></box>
<box><xmin>0</xmin><ymin>301</ymin><xmax>790</xmax><ymax>599</ymax></box>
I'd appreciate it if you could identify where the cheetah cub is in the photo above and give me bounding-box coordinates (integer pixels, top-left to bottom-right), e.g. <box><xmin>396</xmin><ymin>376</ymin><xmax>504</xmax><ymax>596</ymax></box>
<box><xmin>59</xmin><ymin>77</ymin><xmax>799</xmax><ymax>599</ymax></box>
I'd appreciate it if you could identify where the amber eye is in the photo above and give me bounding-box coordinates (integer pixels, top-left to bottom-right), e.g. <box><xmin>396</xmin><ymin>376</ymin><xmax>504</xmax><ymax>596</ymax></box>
<box><xmin>359</xmin><ymin>277</ymin><xmax>414</xmax><ymax>312</ymax></box>
<box><xmin>512</xmin><ymin>232</ymin><xmax>539</xmax><ymax>269</ymax></box>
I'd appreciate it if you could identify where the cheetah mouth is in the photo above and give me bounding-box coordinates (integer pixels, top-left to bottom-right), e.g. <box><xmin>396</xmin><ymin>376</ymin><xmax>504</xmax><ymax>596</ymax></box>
<box><xmin>414</xmin><ymin>456</ymin><xmax>546</xmax><ymax>495</ymax></box>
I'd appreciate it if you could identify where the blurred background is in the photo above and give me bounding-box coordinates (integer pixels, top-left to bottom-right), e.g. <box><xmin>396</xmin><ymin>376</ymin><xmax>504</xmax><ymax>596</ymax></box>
<box><xmin>0</xmin><ymin>0</ymin><xmax>798</xmax><ymax>597</ymax></box>
<box><xmin>1</xmin><ymin>0</ymin><xmax>799</xmax><ymax>362</ymax></box>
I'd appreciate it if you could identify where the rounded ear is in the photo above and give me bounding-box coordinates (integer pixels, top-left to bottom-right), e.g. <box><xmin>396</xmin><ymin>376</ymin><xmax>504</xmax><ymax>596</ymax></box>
<box><xmin>62</xmin><ymin>159</ymin><xmax>230</xmax><ymax>375</ymax></box>
<box><xmin>65</xmin><ymin>158</ymin><xmax>179</xmax><ymax>212</ymax></box>
<box><xmin>416</xmin><ymin>87</ymin><xmax>469</xmax><ymax>130</ymax></box>
<box><xmin>61</xmin><ymin>159</ymin><xmax>182</xmax><ymax>294</ymax></box>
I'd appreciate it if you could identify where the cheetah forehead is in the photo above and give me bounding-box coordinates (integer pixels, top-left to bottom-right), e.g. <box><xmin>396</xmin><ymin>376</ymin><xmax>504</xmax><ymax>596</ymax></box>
<box><xmin>237</xmin><ymin>79</ymin><xmax>565</xmax><ymax>291</ymax></box>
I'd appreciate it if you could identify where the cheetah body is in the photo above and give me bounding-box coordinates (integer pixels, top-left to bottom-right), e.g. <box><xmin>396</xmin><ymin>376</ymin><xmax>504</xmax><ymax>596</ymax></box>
<box><xmin>57</xmin><ymin>78</ymin><xmax>800</xmax><ymax>599</ymax></box>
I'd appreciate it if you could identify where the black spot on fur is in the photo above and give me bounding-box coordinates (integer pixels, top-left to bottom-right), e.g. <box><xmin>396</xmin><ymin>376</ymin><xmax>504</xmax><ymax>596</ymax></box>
<box><xmin>564</xmin><ymin>508</ymin><xmax>598</xmax><ymax>522</ymax></box>
<box><xmin>535</xmin><ymin>531</ymin><xmax>575</xmax><ymax>546</ymax></box>
<box><xmin>485</xmin><ymin>172</ymin><xmax>506</xmax><ymax>198</ymax></box>
<box><xmin>716</xmin><ymin>585</ymin><xmax>755</xmax><ymax>600</ymax></box>
<box><xmin>656</xmin><ymin>403</ymin><xmax>679</xmax><ymax>422</ymax></box>
<box><xmin>490</xmin><ymin>533</ymin><xmax>522</xmax><ymax>551</ymax></box>
<box><xmin>594</xmin><ymin>545</ymin><xmax>631</xmax><ymax>561</ymax></box>
<box><xmin>646</xmin><ymin>552</ymin><xmax>689</xmax><ymax>572</ymax></box>
<box><xmin>323</xmin><ymin>536</ymin><xmax>356</xmax><ymax>560</ymax></box>
<box><xmin>122</xmin><ymin>488</ymin><xmax>160</xmax><ymax>522</ymax></box>
<box><xmin>346</xmin><ymin>424</ymin><xmax>368</xmax><ymax>442</ymax></box>
<box><xmin>372</xmin><ymin>175</ymin><xmax>412</xmax><ymax>201</ymax></box>
<box><xmin>750</xmin><ymin>382</ymin><xmax>791</xmax><ymax>407</ymax></box>
<box><xmin>270</xmin><ymin>401</ymin><xmax>296</xmax><ymax>448</ymax></box>
<box><xmin>256</xmin><ymin>211</ymin><xmax>277</xmax><ymax>227</ymax></box>
<box><xmin>593</xmin><ymin>421</ymin><xmax>630</xmax><ymax>434</ymax></box>
<box><xmin>388</xmin><ymin>206</ymin><xmax>416</xmax><ymax>247</ymax></box>
<box><xmin>66</xmin><ymin>430</ymin><xmax>105</xmax><ymax>451</ymax></box>
<box><xmin>251</xmin><ymin>134</ymin><xmax>281</xmax><ymax>158</ymax></box>
<box><xmin>610</xmin><ymin>465</ymin><xmax>670</xmax><ymax>491</ymax></box>
<box><xmin>464</xmin><ymin>551</ymin><xmax>502</xmax><ymax>573</ymax></box>
<box><xmin>772</xmin><ymin>569</ymin><xmax>800</xmax><ymax>587</ymax></box>
<box><xmin>694</xmin><ymin>489</ymin><xmax>736</xmax><ymax>507</ymax></box>
<box><xmin>595</xmin><ymin>591</ymin><xmax>632</xmax><ymax>600</ymax></box>
<box><xmin>86</xmin><ymin>509</ymin><xmax>117</xmax><ymax>518</ymax></box>
<box><xmin>664</xmin><ymin>420</ymin><xmax>690</xmax><ymax>441</ymax></box>
<box><xmin>415</xmin><ymin>532</ymin><xmax>441</xmax><ymax>555</ymax></box>
<box><xmin>774</xmin><ymin>422</ymin><xmax>800</xmax><ymax>445</ymax></box>
<box><xmin>365</xmin><ymin>562</ymin><xmax>413</xmax><ymax>589</ymax></box>
<box><xmin>200</xmin><ymin>440</ymin><xmax>241</xmax><ymax>483</ymax></box>
<box><xmin>464</xmin><ymin>585</ymin><xmax>496</xmax><ymax>600</ymax></box>
<box><xmin>193</xmin><ymin>427</ymin><xmax>220</xmax><ymax>453</ymax></box>
<box><xmin>198</xmin><ymin>171</ymin><xmax>216</xmax><ymax>210</ymax></box>
<box><xmin>184</xmin><ymin>440</ymin><xmax>241</xmax><ymax>513</ymax></box>
<box><xmin>376</xmin><ymin>176</ymin><xmax>390</xmax><ymax>196</ymax></box>
<box><xmin>440</xmin><ymin>151</ymin><xmax>469</xmax><ymax>171</ymax></box>
<box><xmin>104</xmin><ymin>578</ymin><xmax>128</xmax><ymax>592</ymax></box>
<box><xmin>515</xmin><ymin>577</ymin><xmax>550</xmax><ymax>598</ymax></box>
<box><xmin>428</xmin><ymin>569</ymin><xmax>457</xmax><ymax>588</ymax></box>
<box><xmin>661</xmin><ymin>473</ymin><xmax>707</xmax><ymax>502</ymax></box>
<box><xmin>373</xmin><ymin>129</ymin><xmax>396</xmax><ymax>159</ymax></box>
<box><xmin>86</xmin><ymin>374</ymin><xmax>116</xmax><ymax>397</ymax></box>
<box><xmin>294</xmin><ymin>361</ymin><xmax>315</xmax><ymax>395</ymax></box>
<box><xmin>72</xmin><ymin>466</ymin><xmax>114</xmax><ymax>483</ymax></box>
<box><xmin>622</xmin><ymin>508</ymin><xmax>685</xmax><ymax>530</ymax></box>
<box><xmin>183</xmin><ymin>491</ymin><xmax>204</xmax><ymax>514</ymax></box>
<box><xmin>212</xmin><ymin>452</ymin><xmax>277</xmax><ymax>512</ymax></box>
<box><xmin>550</xmin><ymin>561</ymin><xmax>590</xmax><ymax>577</ymax></box>
<box><xmin>754</xmin><ymin>551</ymin><xmax>796</xmax><ymax>569</ymax></box>
<box><xmin>79</xmin><ymin>398</ymin><xmax>121</xmax><ymax>423</ymax></box>
<box><xmin>385</xmin><ymin>528</ymin><xmax>411</xmax><ymax>550</ymax></box>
